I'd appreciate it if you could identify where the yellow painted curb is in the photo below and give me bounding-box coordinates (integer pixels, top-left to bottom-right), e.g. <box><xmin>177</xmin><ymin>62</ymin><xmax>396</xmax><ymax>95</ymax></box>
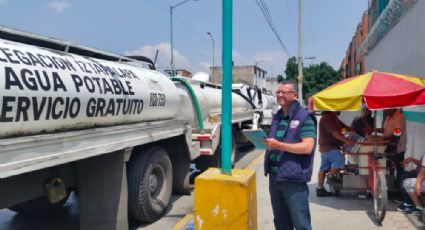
<box><xmin>172</xmin><ymin>213</ymin><xmax>194</xmax><ymax>230</ymax></box>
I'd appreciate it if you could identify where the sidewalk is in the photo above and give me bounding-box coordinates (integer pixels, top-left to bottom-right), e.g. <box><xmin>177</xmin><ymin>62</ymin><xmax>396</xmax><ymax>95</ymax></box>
<box><xmin>177</xmin><ymin>150</ymin><xmax>424</xmax><ymax>230</ymax></box>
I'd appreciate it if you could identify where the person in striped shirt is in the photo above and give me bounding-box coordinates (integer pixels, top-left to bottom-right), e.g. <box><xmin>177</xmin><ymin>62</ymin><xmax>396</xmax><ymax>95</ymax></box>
<box><xmin>263</xmin><ymin>81</ymin><xmax>317</xmax><ymax>230</ymax></box>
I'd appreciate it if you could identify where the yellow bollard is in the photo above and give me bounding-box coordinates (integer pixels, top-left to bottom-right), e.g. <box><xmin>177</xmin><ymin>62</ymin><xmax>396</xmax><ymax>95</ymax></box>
<box><xmin>194</xmin><ymin>168</ymin><xmax>257</xmax><ymax>230</ymax></box>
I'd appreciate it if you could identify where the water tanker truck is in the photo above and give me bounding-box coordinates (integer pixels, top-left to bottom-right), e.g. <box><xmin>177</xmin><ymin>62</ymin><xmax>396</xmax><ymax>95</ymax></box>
<box><xmin>0</xmin><ymin>26</ymin><xmax>270</xmax><ymax>229</ymax></box>
<box><xmin>232</xmin><ymin>83</ymin><xmax>278</xmax><ymax>132</ymax></box>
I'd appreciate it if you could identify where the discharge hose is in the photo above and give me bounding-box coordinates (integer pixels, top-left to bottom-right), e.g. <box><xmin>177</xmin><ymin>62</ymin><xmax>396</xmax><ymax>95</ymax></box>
<box><xmin>171</xmin><ymin>77</ymin><xmax>204</xmax><ymax>131</ymax></box>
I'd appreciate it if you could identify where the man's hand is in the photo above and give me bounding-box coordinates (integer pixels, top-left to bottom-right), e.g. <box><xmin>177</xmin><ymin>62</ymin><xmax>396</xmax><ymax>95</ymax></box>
<box><xmin>345</xmin><ymin>139</ymin><xmax>355</xmax><ymax>146</ymax></box>
<box><xmin>402</xmin><ymin>157</ymin><xmax>415</xmax><ymax>166</ymax></box>
<box><xmin>263</xmin><ymin>138</ymin><xmax>282</xmax><ymax>150</ymax></box>
<box><xmin>364</xmin><ymin>127</ymin><xmax>374</xmax><ymax>134</ymax></box>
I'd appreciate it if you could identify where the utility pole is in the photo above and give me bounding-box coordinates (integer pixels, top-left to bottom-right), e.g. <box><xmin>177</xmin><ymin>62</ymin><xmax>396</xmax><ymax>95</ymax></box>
<box><xmin>297</xmin><ymin>0</ymin><xmax>304</xmax><ymax>105</ymax></box>
<box><xmin>170</xmin><ymin>0</ymin><xmax>200</xmax><ymax>76</ymax></box>
<box><xmin>207</xmin><ymin>32</ymin><xmax>215</xmax><ymax>83</ymax></box>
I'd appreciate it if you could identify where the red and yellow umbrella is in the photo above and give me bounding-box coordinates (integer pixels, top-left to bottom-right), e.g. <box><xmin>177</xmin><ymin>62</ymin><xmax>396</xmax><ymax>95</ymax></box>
<box><xmin>313</xmin><ymin>71</ymin><xmax>425</xmax><ymax>111</ymax></box>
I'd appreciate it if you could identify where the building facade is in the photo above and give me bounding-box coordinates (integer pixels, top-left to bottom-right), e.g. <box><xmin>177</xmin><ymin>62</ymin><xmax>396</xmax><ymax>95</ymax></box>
<box><xmin>210</xmin><ymin>65</ymin><xmax>267</xmax><ymax>91</ymax></box>
<box><xmin>265</xmin><ymin>78</ymin><xmax>279</xmax><ymax>94</ymax></box>
<box><xmin>340</xmin><ymin>11</ymin><xmax>369</xmax><ymax>78</ymax></box>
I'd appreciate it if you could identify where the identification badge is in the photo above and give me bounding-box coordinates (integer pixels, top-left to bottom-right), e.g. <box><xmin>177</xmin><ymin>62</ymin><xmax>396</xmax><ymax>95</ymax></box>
<box><xmin>289</xmin><ymin>120</ymin><xmax>300</xmax><ymax>129</ymax></box>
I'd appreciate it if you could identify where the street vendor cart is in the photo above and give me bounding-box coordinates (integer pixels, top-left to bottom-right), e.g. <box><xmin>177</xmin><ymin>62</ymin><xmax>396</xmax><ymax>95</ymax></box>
<box><xmin>312</xmin><ymin>71</ymin><xmax>425</xmax><ymax>224</ymax></box>
<box><xmin>327</xmin><ymin>132</ymin><xmax>401</xmax><ymax>223</ymax></box>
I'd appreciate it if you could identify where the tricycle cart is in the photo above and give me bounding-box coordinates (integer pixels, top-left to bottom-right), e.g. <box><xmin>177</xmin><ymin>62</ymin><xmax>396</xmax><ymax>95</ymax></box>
<box><xmin>312</xmin><ymin>71</ymin><xmax>425</xmax><ymax>224</ymax></box>
<box><xmin>327</xmin><ymin>136</ymin><xmax>399</xmax><ymax>223</ymax></box>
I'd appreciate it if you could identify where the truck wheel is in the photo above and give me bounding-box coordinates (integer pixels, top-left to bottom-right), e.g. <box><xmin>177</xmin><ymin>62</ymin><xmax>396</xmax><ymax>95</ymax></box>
<box><xmin>128</xmin><ymin>146</ymin><xmax>173</xmax><ymax>223</ymax></box>
<box><xmin>9</xmin><ymin>194</ymin><xmax>69</xmax><ymax>216</ymax></box>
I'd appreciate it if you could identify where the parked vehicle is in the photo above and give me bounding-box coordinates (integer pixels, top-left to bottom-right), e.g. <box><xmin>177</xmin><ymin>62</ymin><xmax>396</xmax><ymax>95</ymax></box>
<box><xmin>0</xmin><ymin>26</ymin><xmax>269</xmax><ymax>225</ymax></box>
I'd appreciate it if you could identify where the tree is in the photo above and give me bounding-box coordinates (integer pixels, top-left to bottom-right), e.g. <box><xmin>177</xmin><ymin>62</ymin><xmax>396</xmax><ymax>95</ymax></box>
<box><xmin>284</xmin><ymin>57</ymin><xmax>298</xmax><ymax>82</ymax></box>
<box><xmin>277</xmin><ymin>74</ymin><xmax>284</xmax><ymax>83</ymax></box>
<box><xmin>303</xmin><ymin>62</ymin><xmax>341</xmax><ymax>100</ymax></box>
<box><xmin>283</xmin><ymin>57</ymin><xmax>341</xmax><ymax>100</ymax></box>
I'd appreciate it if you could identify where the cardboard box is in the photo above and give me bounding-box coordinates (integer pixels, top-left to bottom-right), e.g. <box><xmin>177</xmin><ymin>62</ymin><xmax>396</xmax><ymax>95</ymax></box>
<box><xmin>342</xmin><ymin>174</ymin><xmax>368</xmax><ymax>189</ymax></box>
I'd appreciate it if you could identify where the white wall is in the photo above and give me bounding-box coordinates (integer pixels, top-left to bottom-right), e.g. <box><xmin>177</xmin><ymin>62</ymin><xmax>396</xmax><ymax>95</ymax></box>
<box><xmin>365</xmin><ymin>1</ymin><xmax>425</xmax><ymax>161</ymax></box>
<box><xmin>366</xmin><ymin>1</ymin><xmax>425</xmax><ymax>75</ymax></box>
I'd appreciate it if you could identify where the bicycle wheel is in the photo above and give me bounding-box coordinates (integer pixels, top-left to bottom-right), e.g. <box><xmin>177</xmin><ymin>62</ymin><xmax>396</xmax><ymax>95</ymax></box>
<box><xmin>330</xmin><ymin>185</ymin><xmax>341</xmax><ymax>197</ymax></box>
<box><xmin>373</xmin><ymin>170</ymin><xmax>387</xmax><ymax>223</ymax></box>
<box><xmin>326</xmin><ymin>175</ymin><xmax>342</xmax><ymax>197</ymax></box>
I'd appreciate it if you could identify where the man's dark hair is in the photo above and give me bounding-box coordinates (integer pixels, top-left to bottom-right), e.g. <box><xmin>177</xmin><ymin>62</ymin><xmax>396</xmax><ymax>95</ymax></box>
<box><xmin>279</xmin><ymin>80</ymin><xmax>298</xmax><ymax>93</ymax></box>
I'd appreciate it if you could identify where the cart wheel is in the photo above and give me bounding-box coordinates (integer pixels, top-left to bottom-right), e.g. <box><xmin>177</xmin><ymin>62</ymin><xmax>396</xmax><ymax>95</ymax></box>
<box><xmin>326</xmin><ymin>174</ymin><xmax>342</xmax><ymax>197</ymax></box>
<box><xmin>421</xmin><ymin>208</ymin><xmax>425</xmax><ymax>222</ymax></box>
<box><xmin>330</xmin><ymin>185</ymin><xmax>340</xmax><ymax>197</ymax></box>
<box><xmin>421</xmin><ymin>209</ymin><xmax>425</xmax><ymax>222</ymax></box>
<box><xmin>373</xmin><ymin>170</ymin><xmax>387</xmax><ymax>223</ymax></box>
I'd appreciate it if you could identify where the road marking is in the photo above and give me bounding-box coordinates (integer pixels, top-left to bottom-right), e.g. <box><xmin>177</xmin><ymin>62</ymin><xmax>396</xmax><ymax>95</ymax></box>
<box><xmin>172</xmin><ymin>213</ymin><xmax>193</xmax><ymax>230</ymax></box>
<box><xmin>244</xmin><ymin>151</ymin><xmax>265</xmax><ymax>169</ymax></box>
<box><xmin>171</xmin><ymin>150</ymin><xmax>265</xmax><ymax>230</ymax></box>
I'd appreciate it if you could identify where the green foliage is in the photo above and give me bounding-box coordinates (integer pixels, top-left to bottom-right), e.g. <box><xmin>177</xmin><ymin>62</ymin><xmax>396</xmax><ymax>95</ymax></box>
<box><xmin>303</xmin><ymin>62</ymin><xmax>341</xmax><ymax>99</ymax></box>
<box><xmin>284</xmin><ymin>57</ymin><xmax>298</xmax><ymax>82</ymax></box>
<box><xmin>283</xmin><ymin>56</ymin><xmax>342</xmax><ymax>100</ymax></box>
<box><xmin>277</xmin><ymin>74</ymin><xmax>284</xmax><ymax>83</ymax></box>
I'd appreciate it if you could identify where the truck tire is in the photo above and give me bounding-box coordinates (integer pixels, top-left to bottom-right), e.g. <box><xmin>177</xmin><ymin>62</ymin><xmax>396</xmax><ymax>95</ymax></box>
<box><xmin>9</xmin><ymin>194</ymin><xmax>69</xmax><ymax>216</ymax></box>
<box><xmin>128</xmin><ymin>146</ymin><xmax>173</xmax><ymax>223</ymax></box>
<box><xmin>171</xmin><ymin>158</ymin><xmax>191</xmax><ymax>195</ymax></box>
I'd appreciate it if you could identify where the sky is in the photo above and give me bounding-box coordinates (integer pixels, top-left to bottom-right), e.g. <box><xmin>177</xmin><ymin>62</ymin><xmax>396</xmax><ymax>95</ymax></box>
<box><xmin>0</xmin><ymin>0</ymin><xmax>369</xmax><ymax>78</ymax></box>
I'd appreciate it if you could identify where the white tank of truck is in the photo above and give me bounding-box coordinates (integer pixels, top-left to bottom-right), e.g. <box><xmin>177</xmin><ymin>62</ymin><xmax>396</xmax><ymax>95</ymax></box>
<box><xmin>232</xmin><ymin>84</ymin><xmax>277</xmax><ymax>110</ymax></box>
<box><xmin>0</xmin><ymin>38</ymin><xmax>181</xmax><ymax>138</ymax></box>
<box><xmin>232</xmin><ymin>83</ymin><xmax>278</xmax><ymax>130</ymax></box>
<box><xmin>191</xmin><ymin>71</ymin><xmax>210</xmax><ymax>82</ymax></box>
<box><xmin>174</xmin><ymin>78</ymin><xmax>253</xmax><ymax>130</ymax></box>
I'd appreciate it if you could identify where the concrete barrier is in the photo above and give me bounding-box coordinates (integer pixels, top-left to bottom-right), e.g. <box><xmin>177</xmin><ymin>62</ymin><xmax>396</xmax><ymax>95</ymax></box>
<box><xmin>194</xmin><ymin>168</ymin><xmax>257</xmax><ymax>230</ymax></box>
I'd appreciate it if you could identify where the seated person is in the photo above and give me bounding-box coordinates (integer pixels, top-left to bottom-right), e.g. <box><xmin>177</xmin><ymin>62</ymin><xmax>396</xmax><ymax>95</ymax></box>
<box><xmin>402</xmin><ymin>155</ymin><xmax>425</xmax><ymax>216</ymax></box>
<box><xmin>397</xmin><ymin>155</ymin><xmax>424</xmax><ymax>212</ymax></box>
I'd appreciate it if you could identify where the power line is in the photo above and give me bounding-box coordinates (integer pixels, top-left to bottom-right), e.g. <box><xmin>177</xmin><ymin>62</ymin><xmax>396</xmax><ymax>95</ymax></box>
<box><xmin>254</xmin><ymin>0</ymin><xmax>289</xmax><ymax>55</ymax></box>
<box><xmin>257</xmin><ymin>0</ymin><xmax>289</xmax><ymax>54</ymax></box>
